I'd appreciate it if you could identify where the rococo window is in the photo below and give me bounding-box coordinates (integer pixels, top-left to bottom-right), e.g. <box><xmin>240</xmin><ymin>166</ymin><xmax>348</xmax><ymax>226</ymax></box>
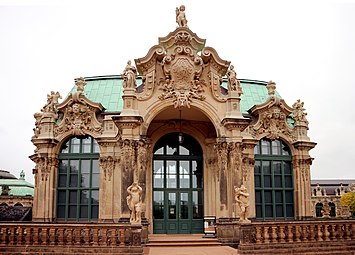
<box><xmin>254</xmin><ymin>139</ymin><xmax>294</xmax><ymax>219</ymax></box>
<box><xmin>57</xmin><ymin>136</ymin><xmax>100</xmax><ymax>221</ymax></box>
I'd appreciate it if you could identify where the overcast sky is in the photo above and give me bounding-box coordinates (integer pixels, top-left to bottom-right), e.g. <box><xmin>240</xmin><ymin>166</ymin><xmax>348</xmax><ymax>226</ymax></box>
<box><xmin>0</xmin><ymin>0</ymin><xmax>354</xmax><ymax>184</ymax></box>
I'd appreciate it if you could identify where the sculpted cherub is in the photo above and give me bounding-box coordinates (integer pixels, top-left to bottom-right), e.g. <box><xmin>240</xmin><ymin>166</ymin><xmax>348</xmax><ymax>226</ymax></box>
<box><xmin>176</xmin><ymin>5</ymin><xmax>188</xmax><ymax>27</ymax></box>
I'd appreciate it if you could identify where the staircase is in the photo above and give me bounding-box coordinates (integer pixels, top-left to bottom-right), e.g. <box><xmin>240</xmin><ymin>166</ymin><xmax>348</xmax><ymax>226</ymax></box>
<box><xmin>146</xmin><ymin>234</ymin><xmax>222</xmax><ymax>247</ymax></box>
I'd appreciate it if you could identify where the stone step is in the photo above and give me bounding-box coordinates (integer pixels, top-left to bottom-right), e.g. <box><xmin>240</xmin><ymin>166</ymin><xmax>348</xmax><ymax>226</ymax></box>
<box><xmin>146</xmin><ymin>234</ymin><xmax>222</xmax><ymax>247</ymax></box>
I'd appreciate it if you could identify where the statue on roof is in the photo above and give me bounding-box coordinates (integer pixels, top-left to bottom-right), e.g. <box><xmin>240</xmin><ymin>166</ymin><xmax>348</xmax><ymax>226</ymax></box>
<box><xmin>227</xmin><ymin>64</ymin><xmax>243</xmax><ymax>96</ymax></box>
<box><xmin>266</xmin><ymin>80</ymin><xmax>276</xmax><ymax>96</ymax></box>
<box><xmin>292</xmin><ymin>99</ymin><xmax>308</xmax><ymax>124</ymax></box>
<box><xmin>122</xmin><ymin>60</ymin><xmax>137</xmax><ymax>89</ymax></box>
<box><xmin>75</xmin><ymin>77</ymin><xmax>86</xmax><ymax>94</ymax></box>
<box><xmin>176</xmin><ymin>5</ymin><xmax>188</xmax><ymax>27</ymax></box>
<box><xmin>41</xmin><ymin>91</ymin><xmax>62</xmax><ymax>114</ymax></box>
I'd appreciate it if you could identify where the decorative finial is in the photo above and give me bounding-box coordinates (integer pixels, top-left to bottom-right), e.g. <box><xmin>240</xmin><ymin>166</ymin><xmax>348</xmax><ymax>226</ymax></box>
<box><xmin>19</xmin><ymin>170</ymin><xmax>25</xmax><ymax>180</ymax></box>
<box><xmin>75</xmin><ymin>77</ymin><xmax>86</xmax><ymax>94</ymax></box>
<box><xmin>175</xmin><ymin>5</ymin><xmax>188</xmax><ymax>27</ymax></box>
<box><xmin>266</xmin><ymin>80</ymin><xmax>276</xmax><ymax>96</ymax></box>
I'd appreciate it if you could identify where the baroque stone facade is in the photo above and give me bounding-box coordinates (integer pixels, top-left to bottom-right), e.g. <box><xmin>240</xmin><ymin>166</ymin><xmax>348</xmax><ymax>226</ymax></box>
<box><xmin>29</xmin><ymin>6</ymin><xmax>316</xmax><ymax>234</ymax></box>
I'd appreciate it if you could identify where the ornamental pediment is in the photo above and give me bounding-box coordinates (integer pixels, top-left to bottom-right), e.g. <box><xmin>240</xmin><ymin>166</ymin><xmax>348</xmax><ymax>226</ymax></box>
<box><xmin>54</xmin><ymin>78</ymin><xmax>104</xmax><ymax>138</ymax></box>
<box><xmin>249</xmin><ymin>96</ymin><xmax>295</xmax><ymax>141</ymax></box>
<box><xmin>134</xmin><ymin>27</ymin><xmax>230</xmax><ymax>106</ymax></box>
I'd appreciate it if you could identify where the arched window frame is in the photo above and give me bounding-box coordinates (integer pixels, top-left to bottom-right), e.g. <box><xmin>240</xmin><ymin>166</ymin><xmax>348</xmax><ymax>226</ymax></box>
<box><xmin>56</xmin><ymin>136</ymin><xmax>100</xmax><ymax>221</ymax></box>
<box><xmin>254</xmin><ymin>139</ymin><xmax>294</xmax><ymax>219</ymax></box>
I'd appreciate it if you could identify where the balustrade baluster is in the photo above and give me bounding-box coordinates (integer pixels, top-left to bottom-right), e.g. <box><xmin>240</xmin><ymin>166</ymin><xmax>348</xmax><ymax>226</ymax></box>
<box><xmin>317</xmin><ymin>224</ymin><xmax>323</xmax><ymax>241</ymax></box>
<box><xmin>309</xmin><ymin>225</ymin><xmax>315</xmax><ymax>241</ymax></box>
<box><xmin>93</xmin><ymin>228</ymin><xmax>99</xmax><ymax>246</ymax></box>
<box><xmin>255</xmin><ymin>226</ymin><xmax>262</xmax><ymax>244</ymax></box>
<box><xmin>67</xmin><ymin>228</ymin><xmax>73</xmax><ymax>245</ymax></box>
<box><xmin>33</xmin><ymin>227</ymin><xmax>39</xmax><ymax>245</ymax></box>
<box><xmin>271</xmin><ymin>226</ymin><xmax>278</xmax><ymax>243</ymax></box>
<box><xmin>8</xmin><ymin>227</ymin><xmax>14</xmax><ymax>245</ymax></box>
<box><xmin>263</xmin><ymin>226</ymin><xmax>270</xmax><ymax>243</ymax></box>
<box><xmin>119</xmin><ymin>228</ymin><xmax>125</xmax><ymax>246</ymax></box>
<box><xmin>58</xmin><ymin>228</ymin><xmax>64</xmax><ymax>245</ymax></box>
<box><xmin>351</xmin><ymin>223</ymin><xmax>355</xmax><ymax>240</ymax></box>
<box><xmin>301</xmin><ymin>225</ymin><xmax>307</xmax><ymax>242</ymax></box>
<box><xmin>294</xmin><ymin>225</ymin><xmax>301</xmax><ymax>242</ymax></box>
<box><xmin>324</xmin><ymin>224</ymin><xmax>330</xmax><ymax>241</ymax></box>
<box><xmin>18</xmin><ymin>227</ymin><xmax>24</xmax><ymax>245</ymax></box>
<box><xmin>101</xmin><ymin>228</ymin><xmax>108</xmax><ymax>246</ymax></box>
<box><xmin>287</xmin><ymin>226</ymin><xmax>293</xmax><ymax>242</ymax></box>
<box><xmin>279</xmin><ymin>225</ymin><xmax>286</xmax><ymax>243</ymax></box>
<box><xmin>329</xmin><ymin>224</ymin><xmax>336</xmax><ymax>240</ymax></box>
<box><xmin>75</xmin><ymin>227</ymin><xmax>81</xmax><ymax>245</ymax></box>
<box><xmin>83</xmin><ymin>228</ymin><xmax>90</xmax><ymax>246</ymax></box>
<box><xmin>24</xmin><ymin>227</ymin><xmax>31</xmax><ymax>245</ymax></box>
<box><xmin>49</xmin><ymin>227</ymin><xmax>56</xmax><ymax>246</ymax></box>
<box><xmin>345</xmin><ymin>224</ymin><xmax>351</xmax><ymax>240</ymax></box>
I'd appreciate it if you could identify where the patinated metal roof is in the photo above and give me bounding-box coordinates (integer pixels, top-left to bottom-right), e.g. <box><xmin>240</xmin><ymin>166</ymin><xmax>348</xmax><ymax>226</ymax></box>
<box><xmin>70</xmin><ymin>75</ymin><xmax>280</xmax><ymax>114</ymax></box>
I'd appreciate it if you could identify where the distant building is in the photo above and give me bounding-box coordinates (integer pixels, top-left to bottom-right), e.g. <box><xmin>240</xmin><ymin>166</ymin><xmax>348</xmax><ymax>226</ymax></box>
<box><xmin>311</xmin><ymin>179</ymin><xmax>355</xmax><ymax>218</ymax></box>
<box><xmin>0</xmin><ymin>170</ymin><xmax>33</xmax><ymax>221</ymax></box>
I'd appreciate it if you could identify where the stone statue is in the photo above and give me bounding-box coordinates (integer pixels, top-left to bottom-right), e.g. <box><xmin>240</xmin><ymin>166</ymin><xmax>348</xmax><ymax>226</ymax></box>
<box><xmin>176</xmin><ymin>5</ymin><xmax>188</xmax><ymax>27</ymax></box>
<box><xmin>292</xmin><ymin>99</ymin><xmax>308</xmax><ymax>123</ymax></box>
<box><xmin>41</xmin><ymin>91</ymin><xmax>62</xmax><ymax>113</ymax></box>
<box><xmin>235</xmin><ymin>184</ymin><xmax>251</xmax><ymax>223</ymax></box>
<box><xmin>123</xmin><ymin>60</ymin><xmax>137</xmax><ymax>89</ymax></box>
<box><xmin>321</xmin><ymin>202</ymin><xmax>330</xmax><ymax>218</ymax></box>
<box><xmin>226</xmin><ymin>65</ymin><xmax>242</xmax><ymax>95</ymax></box>
<box><xmin>75</xmin><ymin>77</ymin><xmax>86</xmax><ymax>94</ymax></box>
<box><xmin>266</xmin><ymin>80</ymin><xmax>276</xmax><ymax>96</ymax></box>
<box><xmin>127</xmin><ymin>182</ymin><xmax>142</xmax><ymax>224</ymax></box>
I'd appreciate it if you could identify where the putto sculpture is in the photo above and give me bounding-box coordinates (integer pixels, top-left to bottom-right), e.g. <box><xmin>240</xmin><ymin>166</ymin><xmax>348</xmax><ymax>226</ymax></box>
<box><xmin>176</xmin><ymin>5</ymin><xmax>188</xmax><ymax>27</ymax></box>
<box><xmin>127</xmin><ymin>182</ymin><xmax>143</xmax><ymax>224</ymax></box>
<box><xmin>122</xmin><ymin>60</ymin><xmax>137</xmax><ymax>89</ymax></box>
<box><xmin>235</xmin><ymin>184</ymin><xmax>251</xmax><ymax>223</ymax></box>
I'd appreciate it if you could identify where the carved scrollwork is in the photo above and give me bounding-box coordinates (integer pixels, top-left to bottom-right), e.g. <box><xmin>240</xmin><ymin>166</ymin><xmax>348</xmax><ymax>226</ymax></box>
<box><xmin>99</xmin><ymin>156</ymin><xmax>117</xmax><ymax>181</ymax></box>
<box><xmin>250</xmin><ymin>107</ymin><xmax>294</xmax><ymax>141</ymax></box>
<box><xmin>33</xmin><ymin>156</ymin><xmax>58</xmax><ymax>181</ymax></box>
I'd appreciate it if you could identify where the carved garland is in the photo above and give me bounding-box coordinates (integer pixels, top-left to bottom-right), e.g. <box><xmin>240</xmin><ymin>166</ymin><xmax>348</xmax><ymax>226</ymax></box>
<box><xmin>99</xmin><ymin>156</ymin><xmax>117</xmax><ymax>181</ymax></box>
<box><xmin>33</xmin><ymin>157</ymin><xmax>58</xmax><ymax>181</ymax></box>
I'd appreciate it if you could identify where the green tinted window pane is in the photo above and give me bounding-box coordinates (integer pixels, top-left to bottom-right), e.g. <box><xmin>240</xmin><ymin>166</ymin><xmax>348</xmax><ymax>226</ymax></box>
<box><xmin>57</xmin><ymin>205</ymin><xmax>65</xmax><ymax>218</ymax></box>
<box><xmin>153</xmin><ymin>206</ymin><xmax>164</xmax><ymax>219</ymax></box>
<box><xmin>154</xmin><ymin>147</ymin><xmax>163</xmax><ymax>155</ymax></box>
<box><xmin>272</xmin><ymin>140</ymin><xmax>281</xmax><ymax>155</ymax></box>
<box><xmin>275</xmin><ymin>191</ymin><xmax>283</xmax><ymax>203</ymax></box>
<box><xmin>81</xmin><ymin>190</ymin><xmax>89</xmax><ymax>204</ymax></box>
<box><xmin>69</xmin><ymin>191</ymin><xmax>77</xmax><ymax>203</ymax></box>
<box><xmin>70</xmin><ymin>160</ymin><xmax>79</xmax><ymax>173</ymax></box>
<box><xmin>263</xmin><ymin>161</ymin><xmax>270</xmax><ymax>174</ymax></box>
<box><xmin>282</xmin><ymin>142</ymin><xmax>290</xmax><ymax>155</ymax></box>
<box><xmin>179</xmin><ymin>145</ymin><xmax>189</xmax><ymax>155</ymax></box>
<box><xmin>92</xmin><ymin>160</ymin><xmax>99</xmax><ymax>174</ymax></box>
<box><xmin>61</xmin><ymin>141</ymin><xmax>69</xmax><ymax>153</ymax></box>
<box><xmin>274</xmin><ymin>175</ymin><xmax>282</xmax><ymax>187</ymax></box>
<box><xmin>265</xmin><ymin>205</ymin><xmax>273</xmax><ymax>217</ymax></box>
<box><xmin>255</xmin><ymin>176</ymin><xmax>261</xmax><ymax>187</ymax></box>
<box><xmin>285</xmin><ymin>191</ymin><xmax>293</xmax><ymax>203</ymax></box>
<box><xmin>286</xmin><ymin>205</ymin><xmax>294</xmax><ymax>217</ymax></box>
<box><xmin>80</xmin><ymin>205</ymin><xmax>88</xmax><ymax>218</ymax></box>
<box><xmin>273</xmin><ymin>161</ymin><xmax>281</xmax><ymax>174</ymax></box>
<box><xmin>276</xmin><ymin>205</ymin><xmax>283</xmax><ymax>217</ymax></box>
<box><xmin>261</xmin><ymin>140</ymin><xmax>270</xmax><ymax>155</ymax></box>
<box><xmin>58</xmin><ymin>175</ymin><xmax>67</xmax><ymax>187</ymax></box>
<box><xmin>81</xmin><ymin>160</ymin><xmax>90</xmax><ymax>174</ymax></box>
<box><xmin>59</xmin><ymin>160</ymin><xmax>68</xmax><ymax>173</ymax></box>
<box><xmin>254</xmin><ymin>161</ymin><xmax>261</xmax><ymax>174</ymax></box>
<box><xmin>166</xmin><ymin>145</ymin><xmax>177</xmax><ymax>155</ymax></box>
<box><xmin>91</xmin><ymin>190</ymin><xmax>99</xmax><ymax>205</ymax></box>
<box><xmin>284</xmin><ymin>161</ymin><xmax>292</xmax><ymax>174</ymax></box>
<box><xmin>254</xmin><ymin>143</ymin><xmax>260</xmax><ymax>155</ymax></box>
<box><xmin>264</xmin><ymin>191</ymin><xmax>272</xmax><ymax>203</ymax></box>
<box><xmin>91</xmin><ymin>205</ymin><xmax>99</xmax><ymax>219</ymax></box>
<box><xmin>81</xmin><ymin>173</ymin><xmax>90</xmax><ymax>188</ymax></box>
<box><xmin>153</xmin><ymin>160</ymin><xmax>164</xmax><ymax>188</ymax></box>
<box><xmin>69</xmin><ymin>174</ymin><xmax>78</xmax><ymax>187</ymax></box>
<box><xmin>93</xmin><ymin>139</ymin><xmax>100</xmax><ymax>153</ymax></box>
<box><xmin>285</xmin><ymin>176</ymin><xmax>293</xmax><ymax>188</ymax></box>
<box><xmin>58</xmin><ymin>190</ymin><xmax>66</xmax><ymax>204</ymax></box>
<box><xmin>69</xmin><ymin>205</ymin><xmax>77</xmax><ymax>218</ymax></box>
<box><xmin>179</xmin><ymin>161</ymin><xmax>190</xmax><ymax>188</ymax></box>
<box><xmin>255</xmin><ymin>191</ymin><xmax>262</xmax><ymax>204</ymax></box>
<box><xmin>180</xmin><ymin>193</ymin><xmax>189</xmax><ymax>219</ymax></box>
<box><xmin>92</xmin><ymin>174</ymin><xmax>99</xmax><ymax>188</ymax></box>
<box><xmin>264</xmin><ymin>175</ymin><xmax>272</xmax><ymax>187</ymax></box>
<box><xmin>71</xmin><ymin>137</ymin><xmax>80</xmax><ymax>153</ymax></box>
<box><xmin>256</xmin><ymin>205</ymin><xmax>262</xmax><ymax>218</ymax></box>
<box><xmin>153</xmin><ymin>191</ymin><xmax>164</xmax><ymax>206</ymax></box>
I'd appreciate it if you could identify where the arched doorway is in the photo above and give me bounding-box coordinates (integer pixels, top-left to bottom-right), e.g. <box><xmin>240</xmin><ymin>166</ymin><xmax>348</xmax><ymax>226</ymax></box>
<box><xmin>152</xmin><ymin>132</ymin><xmax>203</xmax><ymax>234</ymax></box>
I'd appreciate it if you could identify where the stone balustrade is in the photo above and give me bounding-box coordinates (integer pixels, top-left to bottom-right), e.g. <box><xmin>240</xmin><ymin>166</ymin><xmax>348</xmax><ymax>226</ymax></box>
<box><xmin>0</xmin><ymin>223</ymin><xmax>143</xmax><ymax>254</ymax></box>
<box><xmin>239</xmin><ymin>219</ymin><xmax>355</xmax><ymax>254</ymax></box>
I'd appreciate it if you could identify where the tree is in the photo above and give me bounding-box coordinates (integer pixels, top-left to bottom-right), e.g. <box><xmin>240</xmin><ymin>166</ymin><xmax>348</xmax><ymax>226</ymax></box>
<box><xmin>340</xmin><ymin>192</ymin><xmax>355</xmax><ymax>213</ymax></box>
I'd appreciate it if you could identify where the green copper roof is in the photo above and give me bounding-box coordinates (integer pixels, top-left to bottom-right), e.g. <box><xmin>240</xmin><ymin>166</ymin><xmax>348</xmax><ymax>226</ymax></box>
<box><xmin>70</xmin><ymin>75</ymin><xmax>280</xmax><ymax>114</ymax></box>
<box><xmin>0</xmin><ymin>179</ymin><xmax>34</xmax><ymax>197</ymax></box>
